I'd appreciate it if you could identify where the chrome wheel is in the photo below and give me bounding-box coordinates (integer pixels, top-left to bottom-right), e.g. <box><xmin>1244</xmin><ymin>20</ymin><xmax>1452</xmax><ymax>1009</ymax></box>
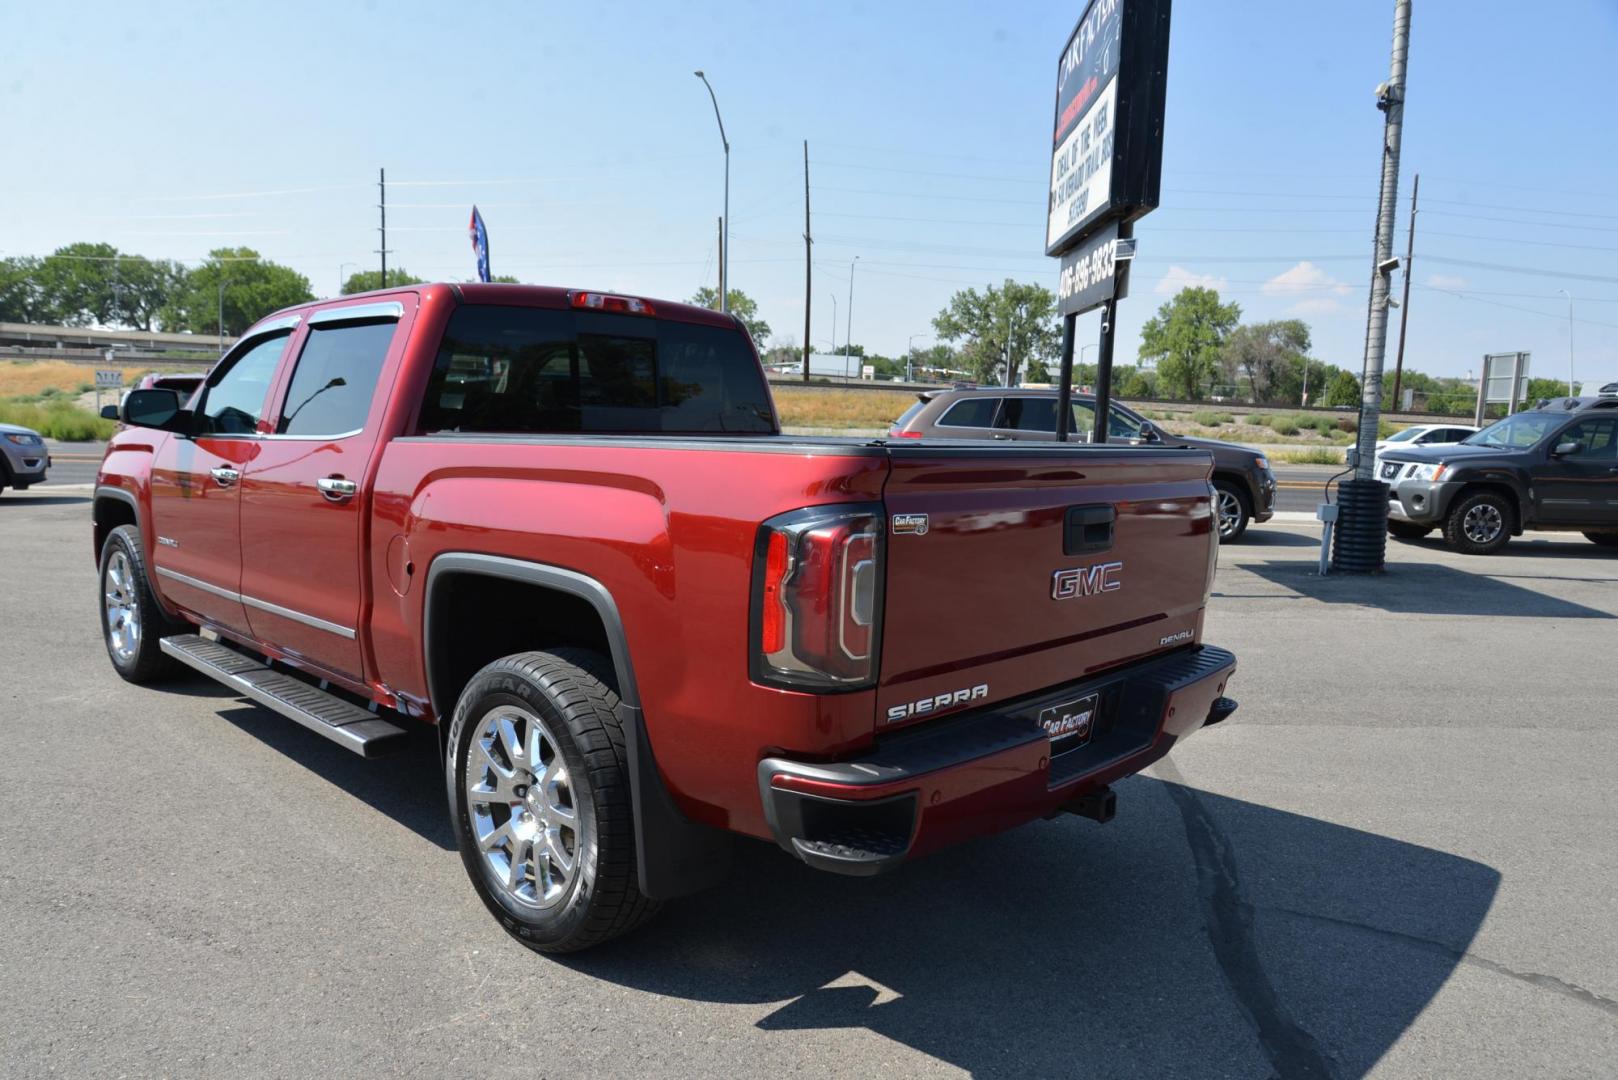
<box><xmin>464</xmin><ymin>705</ymin><xmax>582</xmax><ymax>910</ymax></box>
<box><xmin>1216</xmin><ymin>489</ymin><xmax>1244</xmax><ymax>540</ymax></box>
<box><xmin>103</xmin><ymin>550</ymin><xmax>141</xmax><ymax>663</ymax></box>
<box><xmin>1462</xmin><ymin>503</ymin><xmax>1503</xmax><ymax>545</ymax></box>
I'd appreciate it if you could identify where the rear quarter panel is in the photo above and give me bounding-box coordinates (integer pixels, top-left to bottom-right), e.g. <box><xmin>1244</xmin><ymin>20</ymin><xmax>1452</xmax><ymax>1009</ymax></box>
<box><xmin>368</xmin><ymin>438</ymin><xmax>888</xmax><ymax>838</ymax></box>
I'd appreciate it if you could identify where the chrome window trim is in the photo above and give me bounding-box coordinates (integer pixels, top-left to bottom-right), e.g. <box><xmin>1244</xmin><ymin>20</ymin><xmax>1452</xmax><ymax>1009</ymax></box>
<box><xmin>155</xmin><ymin>567</ymin><xmax>355</xmax><ymax>639</ymax></box>
<box><xmin>308</xmin><ymin>300</ymin><xmax>404</xmax><ymax>325</ymax></box>
<box><xmin>250</xmin><ymin>314</ymin><xmax>303</xmax><ymax>334</ymax></box>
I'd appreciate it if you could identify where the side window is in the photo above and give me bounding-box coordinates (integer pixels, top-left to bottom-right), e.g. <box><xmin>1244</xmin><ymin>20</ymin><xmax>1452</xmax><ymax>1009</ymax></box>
<box><xmin>277</xmin><ymin>320</ymin><xmax>396</xmax><ymax>436</ymax></box>
<box><xmin>1072</xmin><ymin>402</ymin><xmax>1142</xmax><ymax>439</ymax></box>
<box><xmin>1416</xmin><ymin>431</ymin><xmax>1438</xmax><ymax>443</ymax></box>
<box><xmin>997</xmin><ymin>397</ymin><xmax>1059</xmax><ymax>433</ymax></box>
<box><xmin>1560</xmin><ymin>419</ymin><xmax>1618</xmax><ymax>459</ymax></box>
<box><xmin>1444</xmin><ymin>429</ymin><xmax>1470</xmax><ymax>442</ymax></box>
<box><xmin>198</xmin><ymin>333</ymin><xmax>290</xmax><ymax>435</ymax></box>
<box><xmin>937</xmin><ymin>397</ymin><xmax>999</xmax><ymax>428</ymax></box>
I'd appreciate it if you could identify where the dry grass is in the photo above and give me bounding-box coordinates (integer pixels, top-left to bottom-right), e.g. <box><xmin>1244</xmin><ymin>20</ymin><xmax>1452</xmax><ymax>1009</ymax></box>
<box><xmin>0</xmin><ymin>361</ymin><xmax>152</xmax><ymax>398</ymax></box>
<box><xmin>771</xmin><ymin>385</ymin><xmax>918</xmax><ymax>429</ymax></box>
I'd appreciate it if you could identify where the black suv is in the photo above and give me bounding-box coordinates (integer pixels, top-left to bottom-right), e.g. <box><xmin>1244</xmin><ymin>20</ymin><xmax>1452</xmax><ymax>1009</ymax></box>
<box><xmin>1380</xmin><ymin>395</ymin><xmax>1618</xmax><ymax>554</ymax></box>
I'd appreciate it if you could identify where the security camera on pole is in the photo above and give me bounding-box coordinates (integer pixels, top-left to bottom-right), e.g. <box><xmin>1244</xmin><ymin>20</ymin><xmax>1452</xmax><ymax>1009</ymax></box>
<box><xmin>1044</xmin><ymin>0</ymin><xmax>1171</xmax><ymax>446</ymax></box>
<box><xmin>1331</xmin><ymin>0</ymin><xmax>1413</xmax><ymax>575</ymax></box>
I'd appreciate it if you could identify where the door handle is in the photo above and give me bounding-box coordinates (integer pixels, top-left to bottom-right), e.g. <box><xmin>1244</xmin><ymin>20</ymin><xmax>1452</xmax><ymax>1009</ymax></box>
<box><xmin>991</xmin><ymin>433</ymin><xmax>1013</xmax><ymax>440</ymax></box>
<box><xmin>210</xmin><ymin>467</ymin><xmax>239</xmax><ymax>488</ymax></box>
<box><xmin>317</xmin><ymin>476</ymin><xmax>358</xmax><ymax>502</ymax></box>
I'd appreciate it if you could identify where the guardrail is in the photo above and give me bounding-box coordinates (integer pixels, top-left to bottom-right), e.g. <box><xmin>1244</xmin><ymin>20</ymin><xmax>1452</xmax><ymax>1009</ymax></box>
<box><xmin>0</xmin><ymin>347</ymin><xmax>217</xmax><ymax>366</ymax></box>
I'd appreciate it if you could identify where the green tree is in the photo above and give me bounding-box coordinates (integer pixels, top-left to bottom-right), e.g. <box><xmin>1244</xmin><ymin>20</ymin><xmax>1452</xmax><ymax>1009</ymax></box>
<box><xmin>161</xmin><ymin>248</ymin><xmax>314</xmax><ymax>337</ymax></box>
<box><xmin>0</xmin><ymin>257</ymin><xmax>49</xmax><ymax>323</ymax></box>
<box><xmin>1524</xmin><ymin>377</ymin><xmax>1575</xmax><ymax>405</ymax></box>
<box><xmin>931</xmin><ymin>279</ymin><xmax>1059</xmax><ymax>386</ymax></box>
<box><xmin>688</xmin><ymin>287</ymin><xmax>772</xmax><ymax>351</ymax></box>
<box><xmin>1114</xmin><ymin>366</ymin><xmax>1157</xmax><ymax>400</ymax></box>
<box><xmin>1222</xmin><ymin>320</ymin><xmax>1311</xmax><ymax>404</ymax></box>
<box><xmin>23</xmin><ymin>244</ymin><xmax>182</xmax><ymax>330</ymax></box>
<box><xmin>1322</xmin><ymin>370</ymin><xmax>1361</xmax><ymax>407</ymax></box>
<box><xmin>1138</xmin><ymin>287</ymin><xmax>1241</xmax><ymax>400</ymax></box>
<box><xmin>341</xmin><ymin>268</ymin><xmax>427</xmax><ymax>295</ymax></box>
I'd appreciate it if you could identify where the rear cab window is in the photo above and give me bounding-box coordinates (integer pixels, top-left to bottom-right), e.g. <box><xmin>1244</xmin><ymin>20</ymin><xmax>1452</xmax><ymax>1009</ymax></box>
<box><xmin>417</xmin><ymin>306</ymin><xmax>775</xmax><ymax>435</ymax></box>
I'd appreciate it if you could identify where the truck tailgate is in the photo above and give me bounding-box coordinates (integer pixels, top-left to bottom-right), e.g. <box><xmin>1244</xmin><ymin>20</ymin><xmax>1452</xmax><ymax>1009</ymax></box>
<box><xmin>877</xmin><ymin>444</ymin><xmax>1217</xmax><ymax>728</ymax></box>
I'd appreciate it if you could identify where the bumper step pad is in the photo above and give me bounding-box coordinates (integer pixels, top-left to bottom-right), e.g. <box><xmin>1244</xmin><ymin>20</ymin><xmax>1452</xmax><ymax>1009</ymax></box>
<box><xmin>160</xmin><ymin>634</ymin><xmax>407</xmax><ymax>758</ymax></box>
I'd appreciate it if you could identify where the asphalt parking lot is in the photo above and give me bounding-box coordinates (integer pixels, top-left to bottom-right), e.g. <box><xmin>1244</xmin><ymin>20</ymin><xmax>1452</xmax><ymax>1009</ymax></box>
<box><xmin>2</xmin><ymin>491</ymin><xmax>1614</xmax><ymax>1078</ymax></box>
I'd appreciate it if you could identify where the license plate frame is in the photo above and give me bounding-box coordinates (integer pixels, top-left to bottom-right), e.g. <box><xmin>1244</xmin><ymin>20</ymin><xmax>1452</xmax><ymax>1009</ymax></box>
<box><xmin>1038</xmin><ymin>692</ymin><xmax>1100</xmax><ymax>752</ymax></box>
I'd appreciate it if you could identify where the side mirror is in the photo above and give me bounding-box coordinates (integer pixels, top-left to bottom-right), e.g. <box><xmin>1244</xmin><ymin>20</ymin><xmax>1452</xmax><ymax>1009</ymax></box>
<box><xmin>1553</xmin><ymin>440</ymin><xmax>1581</xmax><ymax>457</ymax></box>
<box><xmin>121</xmin><ymin>388</ymin><xmax>190</xmax><ymax>434</ymax></box>
<box><xmin>100</xmin><ymin>404</ymin><xmax>120</xmax><ymax>420</ymax></box>
<box><xmin>1138</xmin><ymin>421</ymin><xmax>1161</xmax><ymax>443</ymax></box>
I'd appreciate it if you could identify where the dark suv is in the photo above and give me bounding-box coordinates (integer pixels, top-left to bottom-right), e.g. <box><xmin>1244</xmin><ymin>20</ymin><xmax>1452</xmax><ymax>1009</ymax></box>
<box><xmin>890</xmin><ymin>388</ymin><xmax>1276</xmax><ymax>541</ymax></box>
<box><xmin>1381</xmin><ymin>395</ymin><xmax>1618</xmax><ymax>554</ymax></box>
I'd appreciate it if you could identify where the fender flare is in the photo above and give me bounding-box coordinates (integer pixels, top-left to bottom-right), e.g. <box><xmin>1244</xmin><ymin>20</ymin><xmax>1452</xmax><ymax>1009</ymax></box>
<box><xmin>422</xmin><ymin>552</ymin><xmax>731</xmax><ymax>899</ymax></box>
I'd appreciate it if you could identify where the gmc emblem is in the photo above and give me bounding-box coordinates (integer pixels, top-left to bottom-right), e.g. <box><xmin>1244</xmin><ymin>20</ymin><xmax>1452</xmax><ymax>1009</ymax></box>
<box><xmin>1052</xmin><ymin>561</ymin><xmax>1122</xmax><ymax>600</ymax></box>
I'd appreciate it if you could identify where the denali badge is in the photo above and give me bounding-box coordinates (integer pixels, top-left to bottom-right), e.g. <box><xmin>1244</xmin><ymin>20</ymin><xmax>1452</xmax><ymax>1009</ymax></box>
<box><xmin>1052</xmin><ymin>561</ymin><xmax>1122</xmax><ymax>600</ymax></box>
<box><xmin>891</xmin><ymin>513</ymin><xmax>929</xmax><ymax>536</ymax></box>
<box><xmin>886</xmin><ymin>682</ymin><xmax>988</xmax><ymax>723</ymax></box>
<box><xmin>1159</xmin><ymin>629</ymin><xmax>1193</xmax><ymax>647</ymax></box>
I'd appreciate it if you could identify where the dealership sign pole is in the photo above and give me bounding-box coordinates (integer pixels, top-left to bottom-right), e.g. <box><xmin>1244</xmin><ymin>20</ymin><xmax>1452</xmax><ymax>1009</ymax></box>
<box><xmin>1047</xmin><ymin>0</ymin><xmax>1171</xmax><ymax>443</ymax></box>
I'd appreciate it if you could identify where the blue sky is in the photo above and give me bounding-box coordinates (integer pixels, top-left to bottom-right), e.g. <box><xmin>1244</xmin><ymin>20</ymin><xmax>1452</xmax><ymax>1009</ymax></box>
<box><xmin>3</xmin><ymin>0</ymin><xmax>1616</xmax><ymax>384</ymax></box>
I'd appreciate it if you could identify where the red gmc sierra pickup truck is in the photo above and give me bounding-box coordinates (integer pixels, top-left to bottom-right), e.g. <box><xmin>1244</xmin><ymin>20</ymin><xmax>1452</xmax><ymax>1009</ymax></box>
<box><xmin>93</xmin><ymin>284</ymin><xmax>1238</xmax><ymax>953</ymax></box>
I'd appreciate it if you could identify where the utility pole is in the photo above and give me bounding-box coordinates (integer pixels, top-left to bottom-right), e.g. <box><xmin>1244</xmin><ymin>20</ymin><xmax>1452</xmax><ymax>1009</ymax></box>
<box><xmin>1391</xmin><ymin>172</ymin><xmax>1419</xmax><ymax>410</ymax></box>
<box><xmin>376</xmin><ymin>168</ymin><xmax>391</xmax><ymax>289</ymax></box>
<box><xmin>1335</xmin><ymin>0</ymin><xmax>1412</xmax><ymax>574</ymax></box>
<box><xmin>802</xmin><ymin>141</ymin><xmax>812</xmax><ymax>384</ymax></box>
<box><xmin>716</xmin><ymin>217</ymin><xmax>724</xmax><ymax>306</ymax></box>
<box><xmin>1558</xmin><ymin>289</ymin><xmax>1575</xmax><ymax>395</ymax></box>
<box><xmin>217</xmin><ymin>272</ymin><xmax>226</xmax><ymax>355</ymax></box>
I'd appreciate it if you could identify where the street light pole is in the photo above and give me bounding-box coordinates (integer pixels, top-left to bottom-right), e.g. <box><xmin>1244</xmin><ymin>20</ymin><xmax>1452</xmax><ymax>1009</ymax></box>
<box><xmin>338</xmin><ymin>262</ymin><xmax>357</xmax><ymax>296</ymax></box>
<box><xmin>829</xmin><ymin>292</ymin><xmax>838</xmax><ymax>361</ymax></box>
<box><xmin>217</xmin><ymin>273</ymin><xmax>226</xmax><ymax>355</ymax></box>
<box><xmin>694</xmin><ymin>71</ymin><xmax>730</xmax><ymax>315</ymax></box>
<box><xmin>1558</xmin><ymin>288</ymin><xmax>1576</xmax><ymax>395</ymax></box>
<box><xmin>907</xmin><ymin>333</ymin><xmax>929</xmax><ymax>383</ymax></box>
<box><xmin>845</xmin><ymin>256</ymin><xmax>859</xmax><ymax>376</ymax></box>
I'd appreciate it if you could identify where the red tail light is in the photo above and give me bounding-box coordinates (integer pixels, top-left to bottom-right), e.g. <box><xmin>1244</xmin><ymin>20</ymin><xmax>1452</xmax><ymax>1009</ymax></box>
<box><xmin>889</xmin><ymin>429</ymin><xmax>923</xmax><ymax>439</ymax></box>
<box><xmin>751</xmin><ymin>504</ymin><xmax>885</xmax><ymax>690</ymax></box>
<box><xmin>570</xmin><ymin>291</ymin><xmax>656</xmax><ymax>315</ymax></box>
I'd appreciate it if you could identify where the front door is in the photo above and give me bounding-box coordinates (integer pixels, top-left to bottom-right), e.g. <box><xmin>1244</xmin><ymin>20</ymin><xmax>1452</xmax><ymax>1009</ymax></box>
<box><xmin>1532</xmin><ymin>417</ymin><xmax>1618</xmax><ymax>525</ymax></box>
<box><xmin>238</xmin><ymin>301</ymin><xmax>407</xmax><ymax>683</ymax></box>
<box><xmin>148</xmin><ymin>331</ymin><xmax>294</xmax><ymax>636</ymax></box>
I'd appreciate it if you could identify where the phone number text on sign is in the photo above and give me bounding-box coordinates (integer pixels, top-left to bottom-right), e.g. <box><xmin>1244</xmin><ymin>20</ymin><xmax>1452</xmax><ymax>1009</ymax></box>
<box><xmin>1057</xmin><ymin>222</ymin><xmax>1126</xmax><ymax>316</ymax></box>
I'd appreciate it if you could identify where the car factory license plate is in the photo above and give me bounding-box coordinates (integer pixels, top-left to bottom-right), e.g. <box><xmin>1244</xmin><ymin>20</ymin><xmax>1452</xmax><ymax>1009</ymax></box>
<box><xmin>1038</xmin><ymin>693</ymin><xmax>1099</xmax><ymax>750</ymax></box>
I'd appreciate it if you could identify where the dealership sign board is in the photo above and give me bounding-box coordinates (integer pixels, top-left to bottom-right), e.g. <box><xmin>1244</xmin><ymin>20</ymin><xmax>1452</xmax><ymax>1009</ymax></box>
<box><xmin>1046</xmin><ymin>0</ymin><xmax>1171</xmax><ymax>259</ymax></box>
<box><xmin>1058</xmin><ymin>222</ymin><xmax>1139</xmax><ymax>316</ymax></box>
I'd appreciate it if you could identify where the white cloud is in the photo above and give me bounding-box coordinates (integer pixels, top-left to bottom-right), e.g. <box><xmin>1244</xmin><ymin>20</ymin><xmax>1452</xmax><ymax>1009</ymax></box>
<box><xmin>1154</xmin><ymin>265</ymin><xmax>1228</xmax><ymax>295</ymax></box>
<box><xmin>1425</xmin><ymin>273</ymin><xmax>1470</xmax><ymax>290</ymax></box>
<box><xmin>1262</xmin><ymin>261</ymin><xmax>1354</xmax><ymax>315</ymax></box>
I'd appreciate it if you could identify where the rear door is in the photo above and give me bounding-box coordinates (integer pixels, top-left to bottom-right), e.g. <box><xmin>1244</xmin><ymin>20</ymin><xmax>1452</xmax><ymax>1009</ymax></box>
<box><xmin>877</xmin><ymin>444</ymin><xmax>1217</xmax><ymax>725</ymax></box>
<box><xmin>237</xmin><ymin>299</ymin><xmax>409</xmax><ymax>682</ymax></box>
<box><xmin>148</xmin><ymin>327</ymin><xmax>295</xmax><ymax>636</ymax></box>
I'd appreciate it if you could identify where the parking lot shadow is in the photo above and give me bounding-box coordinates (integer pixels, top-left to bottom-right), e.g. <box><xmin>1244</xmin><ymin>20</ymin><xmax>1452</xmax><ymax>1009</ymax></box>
<box><xmin>568</xmin><ymin>776</ymin><xmax>1500</xmax><ymax>1079</ymax></box>
<box><xmin>214</xmin><ymin>703</ymin><xmax>454</xmax><ymax>849</ymax></box>
<box><xmin>1242</xmin><ymin>559</ymin><xmax>1614</xmax><ymax>619</ymax></box>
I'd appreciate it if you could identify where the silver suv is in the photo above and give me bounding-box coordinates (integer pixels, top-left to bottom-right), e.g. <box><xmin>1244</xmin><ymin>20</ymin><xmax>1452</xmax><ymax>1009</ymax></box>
<box><xmin>0</xmin><ymin>422</ymin><xmax>50</xmax><ymax>494</ymax></box>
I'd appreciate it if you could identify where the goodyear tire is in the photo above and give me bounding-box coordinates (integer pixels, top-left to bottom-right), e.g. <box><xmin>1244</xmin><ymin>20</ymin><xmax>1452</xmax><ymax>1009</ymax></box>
<box><xmin>446</xmin><ymin>649</ymin><xmax>659</xmax><ymax>953</ymax></box>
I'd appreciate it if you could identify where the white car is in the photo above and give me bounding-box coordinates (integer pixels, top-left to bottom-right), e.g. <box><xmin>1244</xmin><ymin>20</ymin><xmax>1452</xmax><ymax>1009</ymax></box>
<box><xmin>1367</xmin><ymin>422</ymin><xmax>1478</xmax><ymax>473</ymax></box>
